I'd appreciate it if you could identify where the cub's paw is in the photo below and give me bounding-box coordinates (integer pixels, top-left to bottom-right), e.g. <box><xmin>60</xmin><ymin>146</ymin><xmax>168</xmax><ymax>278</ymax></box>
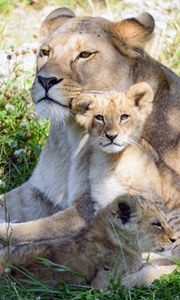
<box><xmin>121</xmin><ymin>271</ymin><xmax>142</xmax><ymax>288</ymax></box>
<box><xmin>122</xmin><ymin>263</ymin><xmax>176</xmax><ymax>288</ymax></box>
<box><xmin>91</xmin><ymin>268</ymin><xmax>110</xmax><ymax>289</ymax></box>
<box><xmin>121</xmin><ymin>264</ymin><xmax>157</xmax><ymax>288</ymax></box>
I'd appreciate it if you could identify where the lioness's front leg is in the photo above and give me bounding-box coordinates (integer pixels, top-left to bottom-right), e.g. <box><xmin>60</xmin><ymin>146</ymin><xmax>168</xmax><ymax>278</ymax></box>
<box><xmin>0</xmin><ymin>182</ymin><xmax>55</xmax><ymax>223</ymax></box>
<box><xmin>0</xmin><ymin>196</ymin><xmax>95</xmax><ymax>246</ymax></box>
<box><xmin>0</xmin><ymin>122</ymin><xmax>74</xmax><ymax>223</ymax></box>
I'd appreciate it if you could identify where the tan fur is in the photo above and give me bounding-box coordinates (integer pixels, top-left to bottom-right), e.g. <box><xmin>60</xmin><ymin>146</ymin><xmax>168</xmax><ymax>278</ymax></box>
<box><xmin>71</xmin><ymin>83</ymin><xmax>166</xmax><ymax>203</ymax></box>
<box><xmin>71</xmin><ymin>86</ymin><xmax>180</xmax><ymax>258</ymax></box>
<box><xmin>0</xmin><ymin>195</ymin><xmax>176</xmax><ymax>289</ymax></box>
<box><xmin>111</xmin><ymin>13</ymin><xmax>154</xmax><ymax>58</ymax></box>
<box><xmin>0</xmin><ymin>8</ymin><xmax>179</xmax><ymax>265</ymax></box>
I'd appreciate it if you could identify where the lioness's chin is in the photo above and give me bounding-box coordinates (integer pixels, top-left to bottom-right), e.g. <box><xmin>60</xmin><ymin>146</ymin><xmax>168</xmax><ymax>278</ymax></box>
<box><xmin>100</xmin><ymin>144</ymin><xmax>125</xmax><ymax>153</ymax></box>
<box><xmin>35</xmin><ymin>102</ymin><xmax>70</xmax><ymax>122</ymax></box>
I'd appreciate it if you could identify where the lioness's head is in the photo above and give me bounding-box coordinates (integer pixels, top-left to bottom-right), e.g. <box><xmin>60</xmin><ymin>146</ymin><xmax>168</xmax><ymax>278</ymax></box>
<box><xmin>31</xmin><ymin>7</ymin><xmax>154</xmax><ymax>121</ymax></box>
<box><xmin>71</xmin><ymin>82</ymin><xmax>153</xmax><ymax>153</ymax></box>
<box><xmin>109</xmin><ymin>194</ymin><xmax>176</xmax><ymax>255</ymax></box>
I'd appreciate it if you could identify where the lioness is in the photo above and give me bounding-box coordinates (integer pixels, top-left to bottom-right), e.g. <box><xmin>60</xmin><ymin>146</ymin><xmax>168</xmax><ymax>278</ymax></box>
<box><xmin>1</xmin><ymin>194</ymin><xmax>176</xmax><ymax>289</ymax></box>
<box><xmin>0</xmin><ymin>8</ymin><xmax>179</xmax><ymax>247</ymax></box>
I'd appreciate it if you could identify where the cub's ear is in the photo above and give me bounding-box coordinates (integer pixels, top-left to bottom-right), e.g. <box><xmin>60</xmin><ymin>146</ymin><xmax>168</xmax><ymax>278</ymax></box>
<box><xmin>111</xmin><ymin>194</ymin><xmax>142</xmax><ymax>229</ymax></box>
<box><xmin>127</xmin><ymin>82</ymin><xmax>154</xmax><ymax>116</ymax></box>
<box><xmin>71</xmin><ymin>96</ymin><xmax>93</xmax><ymax>114</ymax></box>
<box><xmin>111</xmin><ymin>12</ymin><xmax>154</xmax><ymax>57</ymax></box>
<box><xmin>41</xmin><ymin>7</ymin><xmax>75</xmax><ymax>36</ymax></box>
<box><xmin>71</xmin><ymin>95</ymin><xmax>95</xmax><ymax>129</ymax></box>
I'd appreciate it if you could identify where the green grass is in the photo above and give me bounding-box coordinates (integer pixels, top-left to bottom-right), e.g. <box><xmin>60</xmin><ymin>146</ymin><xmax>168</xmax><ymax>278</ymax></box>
<box><xmin>0</xmin><ymin>264</ymin><xmax>179</xmax><ymax>300</ymax></box>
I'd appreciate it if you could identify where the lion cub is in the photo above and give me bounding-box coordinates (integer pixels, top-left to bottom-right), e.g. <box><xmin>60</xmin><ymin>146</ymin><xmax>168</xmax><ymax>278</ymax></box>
<box><xmin>71</xmin><ymin>82</ymin><xmax>164</xmax><ymax>209</ymax></box>
<box><xmin>12</xmin><ymin>194</ymin><xmax>176</xmax><ymax>288</ymax></box>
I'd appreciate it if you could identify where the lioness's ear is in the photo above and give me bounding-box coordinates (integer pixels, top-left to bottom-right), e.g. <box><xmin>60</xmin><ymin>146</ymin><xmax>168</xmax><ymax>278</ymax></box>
<box><xmin>41</xmin><ymin>7</ymin><xmax>75</xmax><ymax>35</ymax></box>
<box><xmin>127</xmin><ymin>82</ymin><xmax>154</xmax><ymax>116</ymax></box>
<box><xmin>111</xmin><ymin>12</ymin><xmax>154</xmax><ymax>57</ymax></box>
<box><xmin>111</xmin><ymin>194</ymin><xmax>142</xmax><ymax>229</ymax></box>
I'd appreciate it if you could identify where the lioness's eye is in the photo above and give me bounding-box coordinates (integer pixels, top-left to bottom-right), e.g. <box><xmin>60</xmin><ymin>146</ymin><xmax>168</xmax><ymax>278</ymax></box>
<box><xmin>79</xmin><ymin>52</ymin><xmax>93</xmax><ymax>59</ymax></box>
<box><xmin>152</xmin><ymin>222</ymin><xmax>163</xmax><ymax>230</ymax></box>
<box><xmin>39</xmin><ymin>49</ymin><xmax>50</xmax><ymax>57</ymax></box>
<box><xmin>120</xmin><ymin>114</ymin><xmax>129</xmax><ymax>122</ymax></box>
<box><xmin>95</xmin><ymin>115</ymin><xmax>104</xmax><ymax>122</ymax></box>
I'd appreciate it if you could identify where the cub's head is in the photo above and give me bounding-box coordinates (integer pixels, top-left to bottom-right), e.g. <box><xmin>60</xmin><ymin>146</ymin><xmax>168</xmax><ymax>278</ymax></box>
<box><xmin>71</xmin><ymin>82</ymin><xmax>153</xmax><ymax>153</ymax></box>
<box><xmin>109</xmin><ymin>194</ymin><xmax>176</xmax><ymax>255</ymax></box>
<box><xmin>31</xmin><ymin>7</ymin><xmax>154</xmax><ymax>121</ymax></box>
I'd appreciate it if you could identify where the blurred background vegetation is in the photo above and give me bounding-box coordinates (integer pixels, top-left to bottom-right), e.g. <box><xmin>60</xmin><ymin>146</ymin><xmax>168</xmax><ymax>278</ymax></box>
<box><xmin>0</xmin><ymin>0</ymin><xmax>179</xmax><ymax>68</ymax></box>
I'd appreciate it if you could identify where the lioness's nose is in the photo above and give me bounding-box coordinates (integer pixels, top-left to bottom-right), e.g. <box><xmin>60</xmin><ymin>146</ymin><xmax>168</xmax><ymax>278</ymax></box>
<box><xmin>37</xmin><ymin>75</ymin><xmax>63</xmax><ymax>91</ymax></box>
<box><xmin>170</xmin><ymin>238</ymin><xmax>176</xmax><ymax>243</ymax></box>
<box><xmin>105</xmin><ymin>133</ymin><xmax>118</xmax><ymax>142</ymax></box>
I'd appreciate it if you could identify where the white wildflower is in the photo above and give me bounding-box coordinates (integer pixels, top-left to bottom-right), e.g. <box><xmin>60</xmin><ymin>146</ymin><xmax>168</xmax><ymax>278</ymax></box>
<box><xmin>14</xmin><ymin>148</ymin><xmax>26</xmax><ymax>156</ymax></box>
<box><xmin>4</xmin><ymin>267</ymin><xmax>10</xmax><ymax>273</ymax></box>
<box><xmin>20</xmin><ymin>121</ymin><xmax>28</xmax><ymax>128</ymax></box>
<box><xmin>0</xmin><ymin>180</ymin><xmax>5</xmax><ymax>187</ymax></box>
<box><xmin>5</xmin><ymin>104</ymin><xmax>15</xmax><ymax>112</ymax></box>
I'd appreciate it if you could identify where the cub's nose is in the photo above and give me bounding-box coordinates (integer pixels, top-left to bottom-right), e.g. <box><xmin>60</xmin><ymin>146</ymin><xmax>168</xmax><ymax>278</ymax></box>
<box><xmin>37</xmin><ymin>75</ymin><xmax>63</xmax><ymax>91</ymax></box>
<box><xmin>105</xmin><ymin>133</ymin><xmax>118</xmax><ymax>142</ymax></box>
<box><xmin>170</xmin><ymin>238</ymin><xmax>176</xmax><ymax>243</ymax></box>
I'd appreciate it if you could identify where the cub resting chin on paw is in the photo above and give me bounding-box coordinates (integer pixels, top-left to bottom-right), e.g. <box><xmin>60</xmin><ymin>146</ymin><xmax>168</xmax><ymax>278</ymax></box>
<box><xmin>9</xmin><ymin>194</ymin><xmax>176</xmax><ymax>289</ymax></box>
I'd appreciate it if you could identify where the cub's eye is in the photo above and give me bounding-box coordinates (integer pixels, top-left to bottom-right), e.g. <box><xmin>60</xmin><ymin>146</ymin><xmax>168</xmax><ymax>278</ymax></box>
<box><xmin>39</xmin><ymin>49</ymin><xmax>50</xmax><ymax>57</ymax></box>
<box><xmin>152</xmin><ymin>222</ymin><xmax>163</xmax><ymax>230</ymax></box>
<box><xmin>95</xmin><ymin>115</ymin><xmax>104</xmax><ymax>122</ymax></box>
<box><xmin>120</xmin><ymin>114</ymin><xmax>130</xmax><ymax>122</ymax></box>
<box><xmin>79</xmin><ymin>52</ymin><xmax>93</xmax><ymax>59</ymax></box>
